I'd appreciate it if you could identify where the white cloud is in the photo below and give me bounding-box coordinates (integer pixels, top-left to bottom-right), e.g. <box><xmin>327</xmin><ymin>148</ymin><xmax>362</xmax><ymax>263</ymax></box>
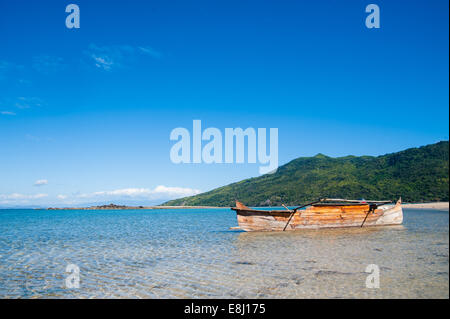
<box><xmin>0</xmin><ymin>193</ymin><xmax>48</xmax><ymax>206</ymax></box>
<box><xmin>78</xmin><ymin>185</ymin><xmax>201</xmax><ymax>200</ymax></box>
<box><xmin>34</xmin><ymin>179</ymin><xmax>48</xmax><ymax>186</ymax></box>
<box><xmin>0</xmin><ymin>60</ymin><xmax>30</xmax><ymax>87</ymax></box>
<box><xmin>0</xmin><ymin>186</ymin><xmax>200</xmax><ymax>207</ymax></box>
<box><xmin>0</xmin><ymin>60</ymin><xmax>11</xmax><ymax>70</ymax></box>
<box><xmin>92</xmin><ymin>55</ymin><xmax>114</xmax><ymax>71</ymax></box>
<box><xmin>84</xmin><ymin>44</ymin><xmax>162</xmax><ymax>71</ymax></box>
<box><xmin>1</xmin><ymin>111</ymin><xmax>16</xmax><ymax>116</ymax></box>
<box><xmin>15</xmin><ymin>97</ymin><xmax>43</xmax><ymax>109</ymax></box>
<box><xmin>138</xmin><ymin>46</ymin><xmax>162</xmax><ymax>59</ymax></box>
<box><xmin>153</xmin><ymin>185</ymin><xmax>201</xmax><ymax>197</ymax></box>
<box><xmin>0</xmin><ymin>192</ymin><xmax>48</xmax><ymax>203</ymax></box>
<box><xmin>0</xmin><ymin>60</ymin><xmax>24</xmax><ymax>80</ymax></box>
<box><xmin>32</xmin><ymin>55</ymin><xmax>66</xmax><ymax>74</ymax></box>
<box><xmin>0</xmin><ymin>193</ymin><xmax>48</xmax><ymax>200</ymax></box>
<box><xmin>0</xmin><ymin>97</ymin><xmax>43</xmax><ymax>118</ymax></box>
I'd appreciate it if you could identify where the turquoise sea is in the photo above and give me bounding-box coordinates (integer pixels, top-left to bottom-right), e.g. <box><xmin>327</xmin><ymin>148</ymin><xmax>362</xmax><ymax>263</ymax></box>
<box><xmin>0</xmin><ymin>208</ymin><xmax>448</xmax><ymax>298</ymax></box>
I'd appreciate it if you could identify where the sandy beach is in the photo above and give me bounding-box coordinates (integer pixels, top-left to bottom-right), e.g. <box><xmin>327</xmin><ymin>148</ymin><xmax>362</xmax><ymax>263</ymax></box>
<box><xmin>402</xmin><ymin>202</ymin><xmax>449</xmax><ymax>211</ymax></box>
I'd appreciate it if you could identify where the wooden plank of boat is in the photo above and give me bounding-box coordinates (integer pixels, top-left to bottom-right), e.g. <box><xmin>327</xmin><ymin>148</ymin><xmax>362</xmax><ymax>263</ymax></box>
<box><xmin>231</xmin><ymin>198</ymin><xmax>403</xmax><ymax>231</ymax></box>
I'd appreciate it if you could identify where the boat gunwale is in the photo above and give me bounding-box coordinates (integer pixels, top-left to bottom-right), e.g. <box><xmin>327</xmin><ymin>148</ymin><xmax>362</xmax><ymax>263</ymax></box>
<box><xmin>231</xmin><ymin>206</ymin><xmax>374</xmax><ymax>214</ymax></box>
<box><xmin>231</xmin><ymin>207</ymin><xmax>293</xmax><ymax>214</ymax></box>
<box><xmin>231</xmin><ymin>203</ymin><xmax>382</xmax><ymax>214</ymax></box>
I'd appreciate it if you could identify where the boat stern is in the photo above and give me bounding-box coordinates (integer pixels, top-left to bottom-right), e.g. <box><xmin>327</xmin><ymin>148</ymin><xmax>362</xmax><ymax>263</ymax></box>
<box><xmin>376</xmin><ymin>197</ymin><xmax>403</xmax><ymax>225</ymax></box>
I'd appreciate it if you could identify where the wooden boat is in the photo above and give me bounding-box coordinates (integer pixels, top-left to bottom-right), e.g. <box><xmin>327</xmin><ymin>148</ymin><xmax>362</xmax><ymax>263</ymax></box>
<box><xmin>231</xmin><ymin>198</ymin><xmax>403</xmax><ymax>231</ymax></box>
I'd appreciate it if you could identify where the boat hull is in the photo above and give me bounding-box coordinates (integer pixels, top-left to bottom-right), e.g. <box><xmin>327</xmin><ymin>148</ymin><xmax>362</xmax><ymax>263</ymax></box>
<box><xmin>233</xmin><ymin>200</ymin><xmax>403</xmax><ymax>232</ymax></box>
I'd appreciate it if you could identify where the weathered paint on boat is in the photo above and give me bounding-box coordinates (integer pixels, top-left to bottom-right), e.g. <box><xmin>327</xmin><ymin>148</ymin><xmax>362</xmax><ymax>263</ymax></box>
<box><xmin>231</xmin><ymin>198</ymin><xmax>403</xmax><ymax>232</ymax></box>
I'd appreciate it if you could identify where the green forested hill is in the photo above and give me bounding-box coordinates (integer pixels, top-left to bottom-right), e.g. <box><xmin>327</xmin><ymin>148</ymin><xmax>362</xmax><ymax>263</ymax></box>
<box><xmin>163</xmin><ymin>141</ymin><xmax>449</xmax><ymax>206</ymax></box>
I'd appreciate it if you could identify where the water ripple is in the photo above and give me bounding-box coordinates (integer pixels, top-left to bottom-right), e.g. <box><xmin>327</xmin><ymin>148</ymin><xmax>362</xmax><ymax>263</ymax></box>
<box><xmin>0</xmin><ymin>208</ymin><xmax>448</xmax><ymax>298</ymax></box>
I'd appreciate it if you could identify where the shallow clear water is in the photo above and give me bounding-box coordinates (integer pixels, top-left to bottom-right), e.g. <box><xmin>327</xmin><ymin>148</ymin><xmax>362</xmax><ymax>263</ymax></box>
<box><xmin>0</xmin><ymin>208</ymin><xmax>448</xmax><ymax>298</ymax></box>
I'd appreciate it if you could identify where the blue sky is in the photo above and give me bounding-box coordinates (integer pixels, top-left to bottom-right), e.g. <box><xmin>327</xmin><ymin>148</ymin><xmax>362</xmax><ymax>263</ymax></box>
<box><xmin>0</xmin><ymin>0</ymin><xmax>448</xmax><ymax>207</ymax></box>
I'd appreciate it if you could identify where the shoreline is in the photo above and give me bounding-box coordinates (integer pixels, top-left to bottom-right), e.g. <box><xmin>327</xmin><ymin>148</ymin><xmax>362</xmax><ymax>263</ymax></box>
<box><xmin>45</xmin><ymin>205</ymin><xmax>227</xmax><ymax>210</ymax></box>
<box><xmin>40</xmin><ymin>202</ymin><xmax>450</xmax><ymax>211</ymax></box>
<box><xmin>401</xmin><ymin>202</ymin><xmax>449</xmax><ymax>211</ymax></box>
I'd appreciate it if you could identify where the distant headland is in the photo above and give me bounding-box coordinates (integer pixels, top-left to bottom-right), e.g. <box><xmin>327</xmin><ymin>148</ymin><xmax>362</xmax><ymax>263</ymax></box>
<box><xmin>46</xmin><ymin>203</ymin><xmax>226</xmax><ymax>210</ymax></box>
<box><xmin>162</xmin><ymin>141</ymin><xmax>449</xmax><ymax>207</ymax></box>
